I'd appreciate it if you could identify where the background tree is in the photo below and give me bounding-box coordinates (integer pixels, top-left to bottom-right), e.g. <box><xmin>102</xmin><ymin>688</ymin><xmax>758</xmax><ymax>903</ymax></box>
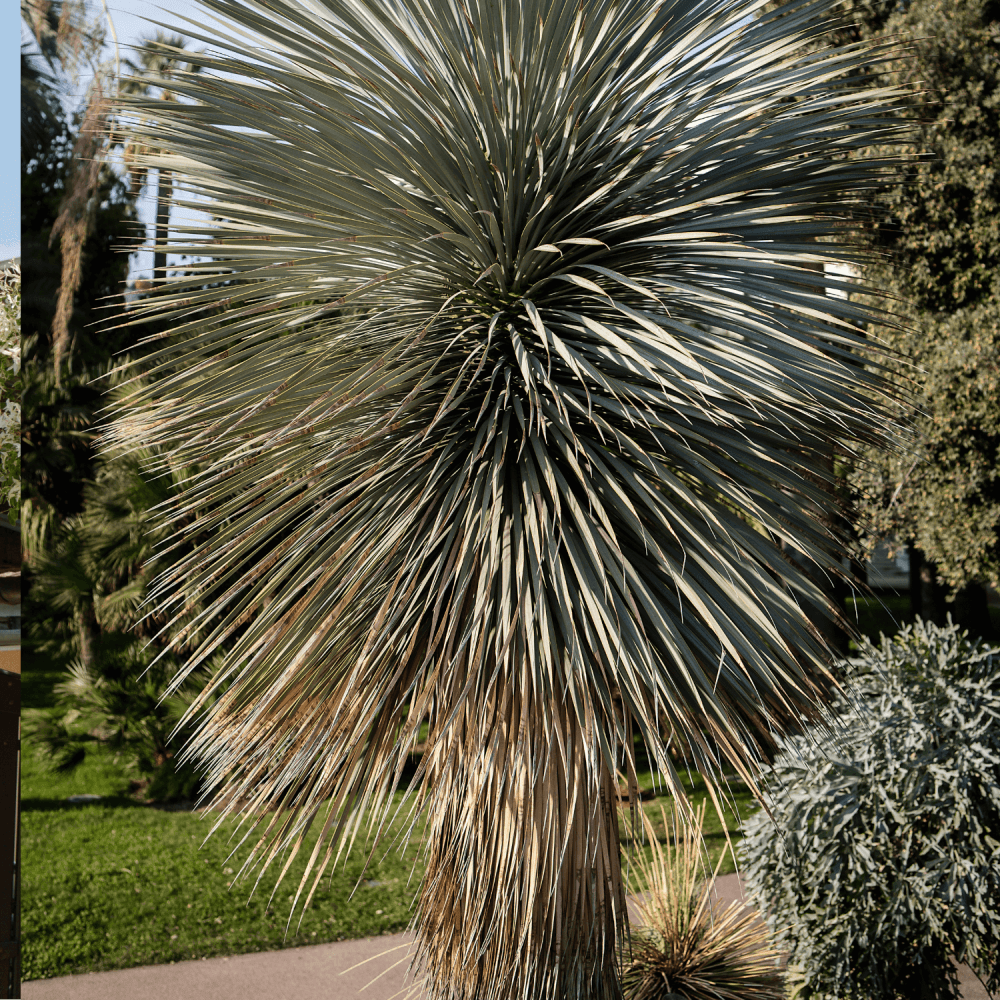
<box><xmin>22</xmin><ymin>0</ymin><xmax>137</xmax><ymax>696</ymax></box>
<box><xmin>22</xmin><ymin>0</ymin><xmax>125</xmax><ymax>386</ymax></box>
<box><xmin>20</xmin><ymin>2</ymin><xmax>201</xmax><ymax>798</ymax></box>
<box><xmin>843</xmin><ymin>0</ymin><xmax>1000</xmax><ymax>637</ymax></box>
<box><xmin>0</xmin><ymin>267</ymin><xmax>20</xmax><ymax>525</ymax></box>
<box><xmin>22</xmin><ymin>6</ymin><xmax>250</xmax><ymax>803</ymax></box>
<box><xmin>107</xmin><ymin>1</ymin><xmax>911</xmax><ymax>998</ymax></box>
<box><xmin>118</xmin><ymin>33</ymin><xmax>199</xmax><ymax>285</ymax></box>
<box><xmin>21</xmin><ymin>0</ymin><xmax>138</xmax><ymax>518</ymax></box>
<box><xmin>24</xmin><ymin>436</ymin><xmax>218</xmax><ymax>801</ymax></box>
<box><xmin>22</xmin><ymin>36</ymin><xmax>63</xmax><ymax>171</ymax></box>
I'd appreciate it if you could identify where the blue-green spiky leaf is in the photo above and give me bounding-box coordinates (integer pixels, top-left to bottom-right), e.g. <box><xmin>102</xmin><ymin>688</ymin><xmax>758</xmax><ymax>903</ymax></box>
<box><xmin>106</xmin><ymin>2</ymin><xmax>912</xmax><ymax>996</ymax></box>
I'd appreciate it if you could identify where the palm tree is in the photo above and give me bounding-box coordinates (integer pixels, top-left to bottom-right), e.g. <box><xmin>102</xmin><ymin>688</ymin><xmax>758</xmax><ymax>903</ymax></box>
<box><xmin>107</xmin><ymin>1</ymin><xmax>911</xmax><ymax>997</ymax></box>
<box><xmin>23</xmin><ymin>444</ymin><xmax>170</xmax><ymax>670</ymax></box>
<box><xmin>23</xmin><ymin>0</ymin><xmax>117</xmax><ymax>385</ymax></box>
<box><xmin>119</xmin><ymin>33</ymin><xmax>200</xmax><ymax>286</ymax></box>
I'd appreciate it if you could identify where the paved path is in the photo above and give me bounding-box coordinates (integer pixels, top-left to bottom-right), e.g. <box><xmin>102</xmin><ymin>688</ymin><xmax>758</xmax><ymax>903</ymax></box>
<box><xmin>23</xmin><ymin>874</ymin><xmax>994</xmax><ymax>999</ymax></box>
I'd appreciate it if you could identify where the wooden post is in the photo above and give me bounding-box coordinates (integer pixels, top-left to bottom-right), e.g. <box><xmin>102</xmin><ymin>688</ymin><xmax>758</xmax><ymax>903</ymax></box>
<box><xmin>0</xmin><ymin>668</ymin><xmax>18</xmax><ymax>998</ymax></box>
<box><xmin>0</xmin><ymin>519</ymin><xmax>21</xmax><ymax>997</ymax></box>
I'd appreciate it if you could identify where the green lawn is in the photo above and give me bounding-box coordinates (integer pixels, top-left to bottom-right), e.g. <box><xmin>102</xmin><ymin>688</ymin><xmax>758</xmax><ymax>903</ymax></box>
<box><xmin>22</xmin><ymin>650</ymin><xmax>434</xmax><ymax>983</ymax></box>
<box><xmin>21</xmin><ymin>729</ymin><xmax>760</xmax><ymax>981</ymax></box>
<box><xmin>20</xmin><ymin>662</ymin><xmax>63</xmax><ymax>712</ymax></box>
<box><xmin>615</xmin><ymin>757</ymin><xmax>760</xmax><ymax>895</ymax></box>
<box><xmin>843</xmin><ymin>592</ymin><xmax>913</xmax><ymax>648</ymax></box>
<box><xmin>21</xmin><ymin>736</ymin><xmax>430</xmax><ymax>981</ymax></box>
<box><xmin>841</xmin><ymin>592</ymin><xmax>1000</xmax><ymax>650</ymax></box>
<box><xmin>21</xmin><ymin>651</ymin><xmax>764</xmax><ymax>982</ymax></box>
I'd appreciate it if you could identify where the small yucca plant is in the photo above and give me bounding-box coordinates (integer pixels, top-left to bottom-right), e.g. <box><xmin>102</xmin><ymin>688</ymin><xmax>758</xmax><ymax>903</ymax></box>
<box><xmin>105</xmin><ymin>0</ymin><xmax>911</xmax><ymax>997</ymax></box>
<box><xmin>621</xmin><ymin>799</ymin><xmax>784</xmax><ymax>1000</ymax></box>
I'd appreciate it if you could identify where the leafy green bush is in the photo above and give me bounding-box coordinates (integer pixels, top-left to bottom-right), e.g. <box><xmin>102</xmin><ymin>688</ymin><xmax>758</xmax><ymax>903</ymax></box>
<box><xmin>0</xmin><ymin>263</ymin><xmax>20</xmax><ymax>522</ymax></box>
<box><xmin>26</xmin><ymin>635</ymin><xmax>210</xmax><ymax>802</ymax></box>
<box><xmin>741</xmin><ymin>618</ymin><xmax>1000</xmax><ymax>999</ymax></box>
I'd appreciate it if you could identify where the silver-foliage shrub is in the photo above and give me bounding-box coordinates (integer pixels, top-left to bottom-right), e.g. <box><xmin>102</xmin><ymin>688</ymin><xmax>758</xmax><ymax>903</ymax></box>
<box><xmin>741</xmin><ymin>618</ymin><xmax>1000</xmax><ymax>999</ymax></box>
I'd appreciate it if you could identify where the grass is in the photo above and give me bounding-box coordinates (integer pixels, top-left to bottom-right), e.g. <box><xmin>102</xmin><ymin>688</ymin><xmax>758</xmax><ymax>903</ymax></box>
<box><xmin>21</xmin><ymin>712</ymin><xmax>135</xmax><ymax>804</ymax></box>
<box><xmin>21</xmin><ymin>734</ymin><xmax>431</xmax><ymax>981</ymax></box>
<box><xmin>21</xmin><ymin>726</ymin><xmax>760</xmax><ymax>982</ymax></box>
<box><xmin>22</xmin><ymin>800</ymin><xmax>429</xmax><ymax>982</ymax></box>
<box><xmin>617</xmin><ymin>763</ymin><xmax>759</xmax><ymax>887</ymax></box>
<box><xmin>21</xmin><ymin>647</ymin><xmax>435</xmax><ymax>982</ymax></box>
<box><xmin>841</xmin><ymin>591</ymin><xmax>1000</xmax><ymax>651</ymax></box>
<box><xmin>844</xmin><ymin>592</ymin><xmax>913</xmax><ymax>647</ymax></box>
<box><xmin>19</xmin><ymin>651</ymin><xmax>763</xmax><ymax>982</ymax></box>
<box><xmin>20</xmin><ymin>663</ymin><xmax>63</xmax><ymax>712</ymax></box>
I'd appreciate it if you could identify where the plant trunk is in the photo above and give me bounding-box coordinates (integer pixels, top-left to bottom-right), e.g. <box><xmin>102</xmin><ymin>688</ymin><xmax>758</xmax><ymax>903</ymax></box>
<box><xmin>914</xmin><ymin>552</ymin><xmax>949</xmax><ymax>626</ymax></box>
<box><xmin>908</xmin><ymin>539</ymin><xmax>920</xmax><ymax>621</ymax></box>
<box><xmin>414</xmin><ymin>687</ymin><xmax>629</xmax><ymax>1000</ymax></box>
<box><xmin>153</xmin><ymin>168</ymin><xmax>172</xmax><ymax>285</ymax></box>
<box><xmin>76</xmin><ymin>602</ymin><xmax>98</xmax><ymax>669</ymax></box>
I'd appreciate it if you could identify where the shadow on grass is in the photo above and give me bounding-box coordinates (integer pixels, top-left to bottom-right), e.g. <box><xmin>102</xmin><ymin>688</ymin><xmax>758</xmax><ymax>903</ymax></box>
<box><xmin>19</xmin><ymin>795</ymin><xmax>204</xmax><ymax>813</ymax></box>
<box><xmin>20</xmin><ymin>666</ymin><xmax>63</xmax><ymax>710</ymax></box>
<box><xmin>19</xmin><ymin>794</ymin><xmax>156</xmax><ymax>813</ymax></box>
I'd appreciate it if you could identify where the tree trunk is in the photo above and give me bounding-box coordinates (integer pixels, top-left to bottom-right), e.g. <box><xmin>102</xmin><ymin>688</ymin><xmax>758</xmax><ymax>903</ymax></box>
<box><xmin>909</xmin><ymin>545</ymin><xmax>996</xmax><ymax>640</ymax></box>
<box><xmin>917</xmin><ymin>558</ymin><xmax>949</xmax><ymax>627</ymax></box>
<box><xmin>908</xmin><ymin>539</ymin><xmax>921</xmax><ymax>620</ymax></box>
<box><xmin>76</xmin><ymin>602</ymin><xmax>98</xmax><ymax>669</ymax></box>
<box><xmin>153</xmin><ymin>168</ymin><xmax>172</xmax><ymax>285</ymax></box>
<box><xmin>951</xmin><ymin>583</ymin><xmax>998</xmax><ymax>642</ymax></box>
<box><xmin>415</xmin><ymin>688</ymin><xmax>629</xmax><ymax>1000</ymax></box>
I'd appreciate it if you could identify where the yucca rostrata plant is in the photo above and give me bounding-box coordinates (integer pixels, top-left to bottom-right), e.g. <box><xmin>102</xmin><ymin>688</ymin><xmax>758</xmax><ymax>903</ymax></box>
<box><xmin>106</xmin><ymin>1</ymin><xmax>910</xmax><ymax>997</ymax></box>
<box><xmin>621</xmin><ymin>799</ymin><xmax>784</xmax><ymax>1000</ymax></box>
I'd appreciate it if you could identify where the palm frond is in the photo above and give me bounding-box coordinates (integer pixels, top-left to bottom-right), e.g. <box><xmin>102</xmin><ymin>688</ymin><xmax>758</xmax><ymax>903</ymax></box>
<box><xmin>104</xmin><ymin>1</ymin><xmax>912</xmax><ymax>997</ymax></box>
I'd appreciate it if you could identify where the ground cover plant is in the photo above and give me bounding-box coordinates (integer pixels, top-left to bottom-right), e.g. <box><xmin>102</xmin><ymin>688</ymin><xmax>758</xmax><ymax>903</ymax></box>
<box><xmin>741</xmin><ymin>618</ymin><xmax>1000</xmax><ymax>999</ymax></box>
<box><xmin>103</xmin><ymin>0</ymin><xmax>913</xmax><ymax>995</ymax></box>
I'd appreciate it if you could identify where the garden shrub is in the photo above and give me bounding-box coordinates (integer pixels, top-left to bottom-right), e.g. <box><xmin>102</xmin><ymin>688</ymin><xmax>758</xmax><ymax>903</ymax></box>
<box><xmin>741</xmin><ymin>617</ymin><xmax>1000</xmax><ymax>999</ymax></box>
<box><xmin>621</xmin><ymin>798</ymin><xmax>783</xmax><ymax>1000</ymax></box>
<box><xmin>27</xmin><ymin>633</ymin><xmax>206</xmax><ymax>802</ymax></box>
